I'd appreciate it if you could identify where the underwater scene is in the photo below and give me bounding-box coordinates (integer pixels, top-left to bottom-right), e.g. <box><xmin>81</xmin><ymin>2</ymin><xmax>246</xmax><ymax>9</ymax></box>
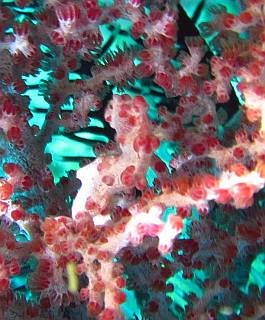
<box><xmin>0</xmin><ymin>0</ymin><xmax>265</xmax><ymax>319</ymax></box>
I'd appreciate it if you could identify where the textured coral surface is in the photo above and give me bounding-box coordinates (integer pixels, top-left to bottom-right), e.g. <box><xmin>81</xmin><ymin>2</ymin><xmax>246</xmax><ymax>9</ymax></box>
<box><xmin>1</xmin><ymin>0</ymin><xmax>265</xmax><ymax>319</ymax></box>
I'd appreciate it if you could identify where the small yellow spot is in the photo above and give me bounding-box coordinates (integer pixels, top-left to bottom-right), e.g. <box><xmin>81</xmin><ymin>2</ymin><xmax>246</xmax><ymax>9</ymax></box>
<box><xmin>66</xmin><ymin>261</ymin><xmax>79</xmax><ymax>293</ymax></box>
<box><xmin>260</xmin><ymin>107</ymin><xmax>265</xmax><ymax>137</ymax></box>
<box><xmin>219</xmin><ymin>305</ymin><xmax>233</xmax><ymax>316</ymax></box>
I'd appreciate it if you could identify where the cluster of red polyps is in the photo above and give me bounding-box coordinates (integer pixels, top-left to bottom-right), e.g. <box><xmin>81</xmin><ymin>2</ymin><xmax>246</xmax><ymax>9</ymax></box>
<box><xmin>1</xmin><ymin>0</ymin><xmax>265</xmax><ymax>319</ymax></box>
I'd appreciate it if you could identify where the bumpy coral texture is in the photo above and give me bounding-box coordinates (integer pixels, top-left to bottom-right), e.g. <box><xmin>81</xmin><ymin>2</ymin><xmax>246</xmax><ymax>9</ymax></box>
<box><xmin>1</xmin><ymin>0</ymin><xmax>265</xmax><ymax>319</ymax></box>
